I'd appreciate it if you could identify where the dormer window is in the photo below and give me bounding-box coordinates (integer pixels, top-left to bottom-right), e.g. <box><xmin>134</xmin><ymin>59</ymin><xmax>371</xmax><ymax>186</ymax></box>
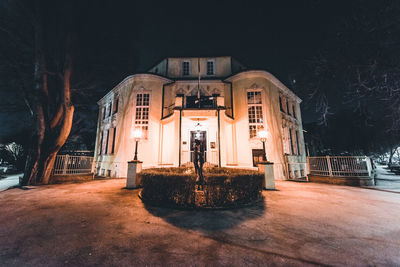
<box><xmin>206</xmin><ymin>60</ymin><xmax>215</xmax><ymax>75</ymax></box>
<box><xmin>182</xmin><ymin>61</ymin><xmax>190</xmax><ymax>76</ymax></box>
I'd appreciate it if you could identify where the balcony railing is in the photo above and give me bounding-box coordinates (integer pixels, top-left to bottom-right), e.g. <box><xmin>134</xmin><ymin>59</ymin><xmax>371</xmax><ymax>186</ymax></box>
<box><xmin>175</xmin><ymin>96</ymin><xmax>224</xmax><ymax>109</ymax></box>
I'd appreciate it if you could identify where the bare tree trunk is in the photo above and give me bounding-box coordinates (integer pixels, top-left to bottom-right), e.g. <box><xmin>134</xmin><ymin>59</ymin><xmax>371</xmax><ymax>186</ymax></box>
<box><xmin>21</xmin><ymin>2</ymin><xmax>75</xmax><ymax>185</ymax></box>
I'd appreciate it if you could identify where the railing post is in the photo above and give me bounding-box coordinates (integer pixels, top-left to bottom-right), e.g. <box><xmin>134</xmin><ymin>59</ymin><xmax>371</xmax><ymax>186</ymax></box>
<box><xmin>365</xmin><ymin>156</ymin><xmax>372</xmax><ymax>177</ymax></box>
<box><xmin>326</xmin><ymin>155</ymin><xmax>333</xmax><ymax>176</ymax></box>
<box><xmin>62</xmin><ymin>155</ymin><xmax>69</xmax><ymax>175</ymax></box>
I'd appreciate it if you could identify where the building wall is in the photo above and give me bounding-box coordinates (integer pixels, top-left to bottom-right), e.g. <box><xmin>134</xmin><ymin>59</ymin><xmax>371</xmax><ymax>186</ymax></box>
<box><xmin>95</xmin><ymin>74</ymin><xmax>172</xmax><ymax>177</ymax></box>
<box><xmin>94</xmin><ymin>64</ymin><xmax>306</xmax><ymax>180</ymax></box>
<box><xmin>227</xmin><ymin>71</ymin><xmax>305</xmax><ymax>179</ymax></box>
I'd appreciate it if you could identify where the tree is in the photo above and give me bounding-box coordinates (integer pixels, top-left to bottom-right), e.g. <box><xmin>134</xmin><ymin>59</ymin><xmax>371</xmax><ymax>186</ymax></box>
<box><xmin>295</xmin><ymin>0</ymin><xmax>400</xmax><ymax>157</ymax></box>
<box><xmin>0</xmin><ymin>0</ymin><xmax>140</xmax><ymax>184</ymax></box>
<box><xmin>0</xmin><ymin>1</ymin><xmax>82</xmax><ymax>184</ymax></box>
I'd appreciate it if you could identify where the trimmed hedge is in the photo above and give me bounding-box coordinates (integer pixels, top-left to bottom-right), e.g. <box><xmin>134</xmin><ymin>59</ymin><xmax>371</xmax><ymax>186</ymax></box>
<box><xmin>139</xmin><ymin>167</ymin><xmax>263</xmax><ymax>208</ymax></box>
<box><xmin>140</xmin><ymin>168</ymin><xmax>196</xmax><ymax>206</ymax></box>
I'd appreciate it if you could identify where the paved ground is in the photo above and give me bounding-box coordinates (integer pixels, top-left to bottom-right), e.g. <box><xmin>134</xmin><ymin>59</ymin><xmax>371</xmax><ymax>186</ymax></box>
<box><xmin>372</xmin><ymin>165</ymin><xmax>400</xmax><ymax>193</ymax></box>
<box><xmin>1</xmin><ymin>179</ymin><xmax>400</xmax><ymax>266</ymax></box>
<box><xmin>0</xmin><ymin>173</ymin><xmax>21</xmax><ymax>192</ymax></box>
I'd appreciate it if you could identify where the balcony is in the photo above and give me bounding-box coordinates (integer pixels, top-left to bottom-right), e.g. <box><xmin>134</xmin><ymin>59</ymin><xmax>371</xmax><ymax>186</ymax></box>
<box><xmin>175</xmin><ymin>95</ymin><xmax>224</xmax><ymax>109</ymax></box>
<box><xmin>163</xmin><ymin>95</ymin><xmax>227</xmax><ymax>119</ymax></box>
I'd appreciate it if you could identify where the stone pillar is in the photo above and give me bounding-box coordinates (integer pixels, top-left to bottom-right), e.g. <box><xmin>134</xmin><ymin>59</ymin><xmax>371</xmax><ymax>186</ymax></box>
<box><xmin>126</xmin><ymin>160</ymin><xmax>142</xmax><ymax>189</ymax></box>
<box><xmin>258</xmin><ymin>162</ymin><xmax>275</xmax><ymax>190</ymax></box>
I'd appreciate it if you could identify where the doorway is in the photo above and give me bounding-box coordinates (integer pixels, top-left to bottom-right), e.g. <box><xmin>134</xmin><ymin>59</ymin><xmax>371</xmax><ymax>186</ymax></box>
<box><xmin>190</xmin><ymin>131</ymin><xmax>207</xmax><ymax>162</ymax></box>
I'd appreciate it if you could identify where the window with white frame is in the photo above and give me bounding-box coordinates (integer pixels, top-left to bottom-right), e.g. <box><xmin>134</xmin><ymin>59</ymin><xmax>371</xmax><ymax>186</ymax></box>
<box><xmin>102</xmin><ymin>106</ymin><xmax>106</xmax><ymax>120</ymax></box>
<box><xmin>99</xmin><ymin>131</ymin><xmax>103</xmax><ymax>155</ymax></box>
<box><xmin>103</xmin><ymin>129</ymin><xmax>109</xmax><ymax>155</ymax></box>
<box><xmin>113</xmin><ymin>97</ymin><xmax>119</xmax><ymax>114</ymax></box>
<box><xmin>135</xmin><ymin>93</ymin><xmax>150</xmax><ymax>138</ymax></box>
<box><xmin>206</xmin><ymin>60</ymin><xmax>215</xmax><ymax>75</ymax></box>
<box><xmin>182</xmin><ymin>61</ymin><xmax>190</xmax><ymax>76</ymax></box>
<box><xmin>289</xmin><ymin>127</ymin><xmax>294</xmax><ymax>155</ymax></box>
<box><xmin>292</xmin><ymin>104</ymin><xmax>296</xmax><ymax>119</ymax></box>
<box><xmin>247</xmin><ymin>91</ymin><xmax>264</xmax><ymax>138</ymax></box>
<box><xmin>279</xmin><ymin>95</ymin><xmax>284</xmax><ymax>112</ymax></box>
<box><xmin>282</xmin><ymin>126</ymin><xmax>291</xmax><ymax>154</ymax></box>
<box><xmin>295</xmin><ymin>130</ymin><xmax>300</xmax><ymax>155</ymax></box>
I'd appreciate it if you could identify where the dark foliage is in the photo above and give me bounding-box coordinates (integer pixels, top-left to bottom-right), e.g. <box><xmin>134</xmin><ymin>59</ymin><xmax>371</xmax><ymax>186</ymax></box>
<box><xmin>140</xmin><ymin>168</ymin><xmax>196</xmax><ymax>207</ymax></box>
<box><xmin>140</xmin><ymin>167</ymin><xmax>263</xmax><ymax>208</ymax></box>
<box><xmin>203</xmin><ymin>168</ymin><xmax>263</xmax><ymax>207</ymax></box>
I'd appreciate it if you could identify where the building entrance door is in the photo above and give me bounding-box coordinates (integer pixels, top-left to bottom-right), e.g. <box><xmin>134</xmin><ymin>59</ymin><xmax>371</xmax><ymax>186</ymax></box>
<box><xmin>190</xmin><ymin>131</ymin><xmax>207</xmax><ymax>162</ymax></box>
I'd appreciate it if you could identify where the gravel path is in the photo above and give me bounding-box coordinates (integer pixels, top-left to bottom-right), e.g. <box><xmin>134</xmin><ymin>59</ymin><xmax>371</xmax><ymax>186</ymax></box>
<box><xmin>1</xmin><ymin>179</ymin><xmax>400</xmax><ymax>266</ymax></box>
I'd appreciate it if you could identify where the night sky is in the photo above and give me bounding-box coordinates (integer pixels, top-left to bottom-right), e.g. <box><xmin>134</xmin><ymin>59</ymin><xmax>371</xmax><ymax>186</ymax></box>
<box><xmin>0</xmin><ymin>0</ymin><xmax>370</xmax><ymax>141</ymax></box>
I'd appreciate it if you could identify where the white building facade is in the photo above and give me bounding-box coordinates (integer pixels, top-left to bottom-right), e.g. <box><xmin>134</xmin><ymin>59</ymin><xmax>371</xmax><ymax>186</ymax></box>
<box><xmin>94</xmin><ymin>56</ymin><xmax>306</xmax><ymax>180</ymax></box>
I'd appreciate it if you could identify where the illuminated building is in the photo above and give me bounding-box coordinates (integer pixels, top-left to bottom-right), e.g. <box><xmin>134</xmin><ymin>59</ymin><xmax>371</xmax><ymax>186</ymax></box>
<box><xmin>95</xmin><ymin>56</ymin><xmax>306</xmax><ymax>179</ymax></box>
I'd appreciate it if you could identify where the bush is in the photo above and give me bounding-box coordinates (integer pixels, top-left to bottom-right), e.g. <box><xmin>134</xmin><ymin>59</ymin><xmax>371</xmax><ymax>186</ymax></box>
<box><xmin>204</xmin><ymin>168</ymin><xmax>263</xmax><ymax>207</ymax></box>
<box><xmin>140</xmin><ymin>168</ymin><xmax>196</xmax><ymax>207</ymax></box>
<box><xmin>139</xmin><ymin>167</ymin><xmax>263</xmax><ymax>208</ymax></box>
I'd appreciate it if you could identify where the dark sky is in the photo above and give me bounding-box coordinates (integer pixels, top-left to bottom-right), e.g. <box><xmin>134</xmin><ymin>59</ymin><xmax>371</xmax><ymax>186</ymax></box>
<box><xmin>124</xmin><ymin>0</ymin><xmax>349</xmax><ymax>75</ymax></box>
<box><xmin>0</xmin><ymin>0</ymin><xmax>361</xmax><ymax>141</ymax></box>
<box><xmin>84</xmin><ymin>0</ymin><xmax>355</xmax><ymax>76</ymax></box>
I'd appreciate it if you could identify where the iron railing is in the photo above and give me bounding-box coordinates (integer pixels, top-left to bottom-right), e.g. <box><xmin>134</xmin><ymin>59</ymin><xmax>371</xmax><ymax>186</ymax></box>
<box><xmin>53</xmin><ymin>155</ymin><xmax>94</xmax><ymax>175</ymax></box>
<box><xmin>308</xmin><ymin>156</ymin><xmax>372</xmax><ymax>177</ymax></box>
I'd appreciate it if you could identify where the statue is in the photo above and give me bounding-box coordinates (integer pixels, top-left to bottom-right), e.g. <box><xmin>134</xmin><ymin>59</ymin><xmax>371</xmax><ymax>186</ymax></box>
<box><xmin>193</xmin><ymin>139</ymin><xmax>204</xmax><ymax>190</ymax></box>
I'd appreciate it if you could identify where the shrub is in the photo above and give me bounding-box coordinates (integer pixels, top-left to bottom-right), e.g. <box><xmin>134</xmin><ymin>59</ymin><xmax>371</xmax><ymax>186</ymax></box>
<box><xmin>204</xmin><ymin>168</ymin><xmax>263</xmax><ymax>207</ymax></box>
<box><xmin>139</xmin><ymin>167</ymin><xmax>263</xmax><ymax>208</ymax></box>
<box><xmin>139</xmin><ymin>168</ymin><xmax>196</xmax><ymax>207</ymax></box>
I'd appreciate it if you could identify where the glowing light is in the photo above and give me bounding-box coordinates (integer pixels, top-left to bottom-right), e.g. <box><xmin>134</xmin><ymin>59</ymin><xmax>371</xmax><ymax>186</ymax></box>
<box><xmin>194</xmin><ymin>121</ymin><xmax>204</xmax><ymax>132</ymax></box>
<box><xmin>131</xmin><ymin>127</ymin><xmax>143</xmax><ymax>139</ymax></box>
<box><xmin>257</xmin><ymin>129</ymin><xmax>268</xmax><ymax>141</ymax></box>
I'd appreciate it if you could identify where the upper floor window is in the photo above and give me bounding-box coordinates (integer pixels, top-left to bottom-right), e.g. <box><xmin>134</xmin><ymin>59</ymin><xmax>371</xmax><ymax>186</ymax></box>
<box><xmin>289</xmin><ymin>128</ymin><xmax>294</xmax><ymax>155</ymax></box>
<box><xmin>286</xmin><ymin>99</ymin><xmax>291</xmax><ymax>115</ymax></box>
<box><xmin>295</xmin><ymin>130</ymin><xmax>300</xmax><ymax>155</ymax></box>
<box><xmin>135</xmin><ymin>93</ymin><xmax>150</xmax><ymax>138</ymax></box>
<box><xmin>247</xmin><ymin>91</ymin><xmax>264</xmax><ymax>138</ymax></box>
<box><xmin>113</xmin><ymin>97</ymin><xmax>119</xmax><ymax>114</ymax></box>
<box><xmin>279</xmin><ymin>96</ymin><xmax>284</xmax><ymax>112</ymax></box>
<box><xmin>182</xmin><ymin>61</ymin><xmax>190</xmax><ymax>76</ymax></box>
<box><xmin>292</xmin><ymin>104</ymin><xmax>296</xmax><ymax>119</ymax></box>
<box><xmin>206</xmin><ymin>60</ymin><xmax>215</xmax><ymax>75</ymax></box>
<box><xmin>102</xmin><ymin>106</ymin><xmax>106</xmax><ymax>120</ymax></box>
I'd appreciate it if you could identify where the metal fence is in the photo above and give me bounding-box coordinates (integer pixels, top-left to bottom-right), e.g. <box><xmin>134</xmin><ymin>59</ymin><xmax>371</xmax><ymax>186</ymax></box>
<box><xmin>308</xmin><ymin>156</ymin><xmax>372</xmax><ymax>177</ymax></box>
<box><xmin>53</xmin><ymin>155</ymin><xmax>94</xmax><ymax>175</ymax></box>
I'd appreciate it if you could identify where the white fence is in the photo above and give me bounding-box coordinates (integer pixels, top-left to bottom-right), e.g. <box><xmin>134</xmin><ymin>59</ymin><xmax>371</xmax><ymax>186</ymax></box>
<box><xmin>53</xmin><ymin>155</ymin><xmax>94</xmax><ymax>175</ymax></box>
<box><xmin>308</xmin><ymin>156</ymin><xmax>372</xmax><ymax>177</ymax></box>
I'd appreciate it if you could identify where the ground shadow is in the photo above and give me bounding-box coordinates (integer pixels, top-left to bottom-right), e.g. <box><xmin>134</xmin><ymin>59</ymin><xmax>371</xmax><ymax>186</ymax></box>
<box><xmin>144</xmin><ymin>199</ymin><xmax>266</xmax><ymax>232</ymax></box>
